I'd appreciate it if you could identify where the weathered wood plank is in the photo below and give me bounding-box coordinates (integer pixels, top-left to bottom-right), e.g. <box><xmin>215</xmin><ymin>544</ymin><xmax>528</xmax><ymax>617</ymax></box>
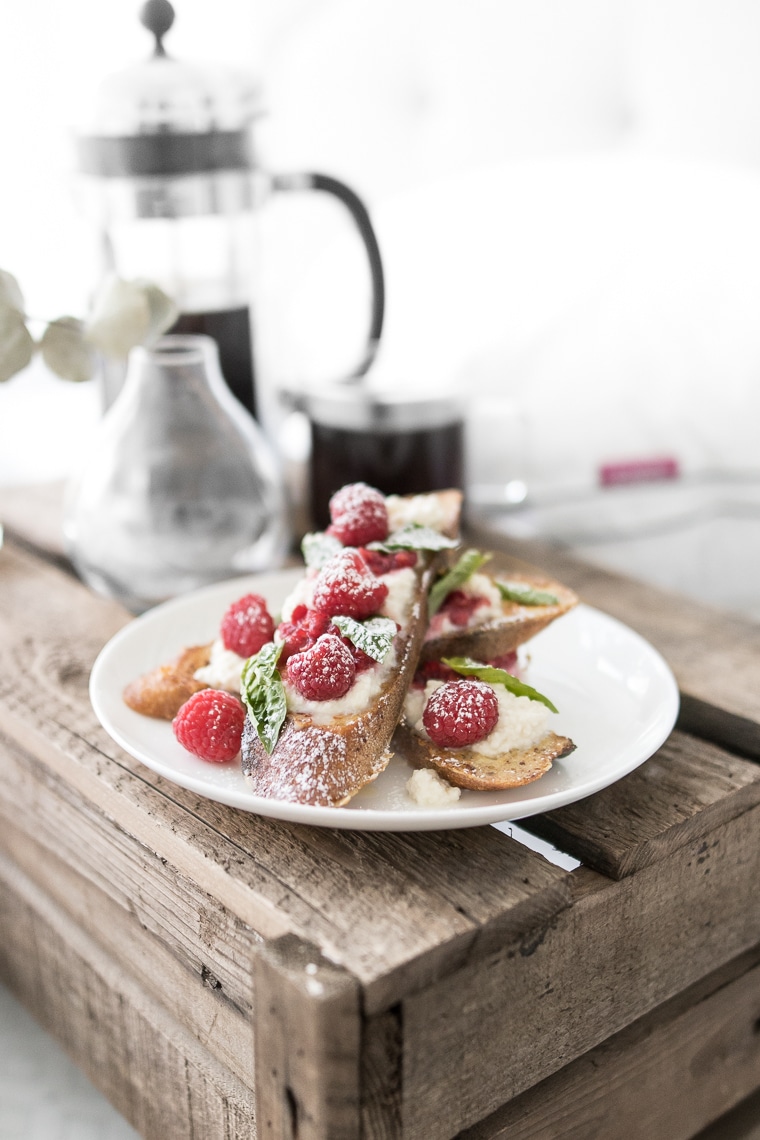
<box><xmin>523</xmin><ymin>729</ymin><xmax>760</xmax><ymax>878</ymax></box>
<box><xmin>253</xmin><ymin>933</ymin><xmax>361</xmax><ymax>1139</ymax></box>
<box><xmin>0</xmin><ymin>539</ymin><xmax>573</xmax><ymax>1013</ymax></box>
<box><xmin>400</xmin><ymin>803</ymin><xmax>760</xmax><ymax>1138</ymax></box>
<box><xmin>0</xmin><ymin>479</ymin><xmax>67</xmax><ymax>559</ymax></box>
<box><xmin>465</xmin><ymin>531</ymin><xmax>760</xmax><ymax>756</ymax></box>
<box><xmin>694</xmin><ymin>1089</ymin><xmax>760</xmax><ymax>1140</ymax></box>
<box><xmin>360</xmin><ymin>1007</ymin><xmax>403</xmax><ymax>1140</ymax></box>
<box><xmin>0</xmin><ymin>848</ymin><xmax>257</xmax><ymax>1140</ymax></box>
<box><xmin>459</xmin><ymin>946</ymin><xmax>760</xmax><ymax>1139</ymax></box>
<box><xmin>0</xmin><ymin>813</ymin><xmax>257</xmax><ymax>1087</ymax></box>
<box><xmin>0</xmin><ymin>728</ymin><xmax>261</xmax><ymax>1018</ymax></box>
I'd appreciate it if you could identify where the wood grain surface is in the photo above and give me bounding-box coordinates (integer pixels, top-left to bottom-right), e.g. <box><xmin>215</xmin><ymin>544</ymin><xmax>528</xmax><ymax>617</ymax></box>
<box><xmin>459</xmin><ymin>946</ymin><xmax>760</xmax><ymax>1140</ymax></box>
<box><xmin>523</xmin><ymin>729</ymin><xmax>760</xmax><ymax>878</ymax></box>
<box><xmin>399</xmin><ymin>806</ymin><xmax>760</xmax><ymax>1136</ymax></box>
<box><xmin>0</xmin><ymin>849</ymin><xmax>257</xmax><ymax>1140</ymax></box>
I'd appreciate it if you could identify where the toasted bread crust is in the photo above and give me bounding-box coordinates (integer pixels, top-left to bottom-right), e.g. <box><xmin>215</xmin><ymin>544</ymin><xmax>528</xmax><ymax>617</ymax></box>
<box><xmin>420</xmin><ymin>571</ymin><xmax>578</xmax><ymax>663</ymax></box>
<box><xmin>241</xmin><ymin>560</ymin><xmax>437</xmax><ymax>806</ymax></box>
<box><xmin>123</xmin><ymin>643</ymin><xmax>212</xmax><ymax>720</ymax></box>
<box><xmin>430</xmin><ymin>489</ymin><xmax>464</xmax><ymax>539</ymax></box>
<box><xmin>394</xmin><ymin>720</ymin><xmax>575</xmax><ymax>790</ymax></box>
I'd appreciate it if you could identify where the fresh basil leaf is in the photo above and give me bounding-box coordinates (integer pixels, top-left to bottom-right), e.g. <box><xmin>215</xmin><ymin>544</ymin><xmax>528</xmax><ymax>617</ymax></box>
<box><xmin>331</xmin><ymin>614</ymin><xmax>397</xmax><ymax>662</ymax></box>
<box><xmin>442</xmin><ymin>656</ymin><xmax>559</xmax><ymax>713</ymax></box>
<box><xmin>428</xmin><ymin>549</ymin><xmax>492</xmax><ymax>616</ymax></box>
<box><xmin>368</xmin><ymin>524</ymin><xmax>459</xmax><ymax>554</ymax></box>
<box><xmin>496</xmin><ymin>580</ymin><xmax>560</xmax><ymax>607</ymax></box>
<box><xmin>240</xmin><ymin>641</ymin><xmax>287</xmax><ymax>755</ymax></box>
<box><xmin>301</xmin><ymin>531</ymin><xmax>343</xmax><ymax>569</ymax></box>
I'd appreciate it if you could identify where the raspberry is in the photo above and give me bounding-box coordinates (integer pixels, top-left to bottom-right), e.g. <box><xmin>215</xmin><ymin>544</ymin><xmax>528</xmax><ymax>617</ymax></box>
<box><xmin>173</xmin><ymin>689</ymin><xmax>246</xmax><ymax>763</ymax></box>
<box><xmin>327</xmin><ymin>482</ymin><xmax>389</xmax><ymax>546</ymax></box>
<box><xmin>440</xmin><ymin>589</ymin><xmax>488</xmax><ymax>627</ymax></box>
<box><xmin>276</xmin><ymin>606</ymin><xmax>332</xmax><ymax>663</ymax></box>
<box><xmin>286</xmin><ymin>634</ymin><xmax>356</xmax><ymax>701</ymax></box>
<box><xmin>414</xmin><ymin>659</ymin><xmax>460</xmax><ymax>687</ymax></box>
<box><xmin>359</xmin><ymin>547</ymin><xmax>418</xmax><ymax>575</ymax></box>
<box><xmin>489</xmin><ymin>651</ymin><xmax>518</xmax><ymax>674</ymax></box>
<box><xmin>334</xmin><ymin>633</ymin><xmax>377</xmax><ymax>674</ymax></box>
<box><xmin>422</xmin><ymin>679</ymin><xmax>499</xmax><ymax>748</ymax></box>
<box><xmin>220</xmin><ymin>593</ymin><xmax>275</xmax><ymax>657</ymax></box>
<box><xmin>312</xmin><ymin>549</ymin><xmax>388</xmax><ymax>619</ymax></box>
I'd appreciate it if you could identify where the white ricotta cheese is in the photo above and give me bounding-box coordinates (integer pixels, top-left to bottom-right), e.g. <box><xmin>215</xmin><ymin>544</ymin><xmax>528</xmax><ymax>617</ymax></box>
<box><xmin>403</xmin><ymin>686</ymin><xmax>426</xmax><ymax>727</ymax></box>
<box><xmin>406</xmin><ymin>767</ymin><xmax>461</xmax><ymax>807</ymax></box>
<box><xmin>386</xmin><ymin>493</ymin><xmax>449</xmax><ymax>533</ymax></box>
<box><xmin>194</xmin><ymin>638</ymin><xmax>245</xmax><ymax>693</ymax></box>
<box><xmin>378</xmin><ymin>565</ymin><xmax>416</xmax><ymax>625</ymax></box>
<box><xmin>279</xmin><ymin>573</ymin><xmax>316</xmax><ymax>621</ymax></box>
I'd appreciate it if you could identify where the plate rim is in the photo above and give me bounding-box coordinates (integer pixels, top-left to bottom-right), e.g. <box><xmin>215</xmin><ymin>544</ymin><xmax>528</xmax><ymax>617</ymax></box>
<box><xmin>89</xmin><ymin>572</ymin><xmax>680</xmax><ymax>832</ymax></box>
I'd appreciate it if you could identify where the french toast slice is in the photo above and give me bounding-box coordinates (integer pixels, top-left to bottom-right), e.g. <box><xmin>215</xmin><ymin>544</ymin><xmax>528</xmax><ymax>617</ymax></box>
<box><xmin>396</xmin><ymin>558</ymin><xmax>578</xmax><ymax>793</ymax></box>
<box><xmin>123</xmin><ymin>643</ymin><xmax>212</xmax><ymax>719</ymax></box>
<box><xmin>240</xmin><ymin>489</ymin><xmax>463</xmax><ymax>807</ymax></box>
<box><xmin>420</xmin><ymin>567</ymin><xmax>578</xmax><ymax>664</ymax></box>
<box><xmin>240</xmin><ymin>572</ymin><xmax>434</xmax><ymax>806</ymax></box>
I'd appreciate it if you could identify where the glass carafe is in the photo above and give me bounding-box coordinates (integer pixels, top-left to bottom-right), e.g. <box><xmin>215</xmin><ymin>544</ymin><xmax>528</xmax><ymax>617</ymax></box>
<box><xmin>63</xmin><ymin>334</ymin><xmax>289</xmax><ymax>613</ymax></box>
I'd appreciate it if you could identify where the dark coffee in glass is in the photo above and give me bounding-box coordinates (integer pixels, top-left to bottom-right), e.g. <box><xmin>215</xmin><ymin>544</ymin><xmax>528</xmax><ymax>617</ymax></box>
<box><xmin>172</xmin><ymin>306</ymin><xmax>256</xmax><ymax>418</ymax></box>
<box><xmin>303</xmin><ymin>387</ymin><xmax>464</xmax><ymax>531</ymax></box>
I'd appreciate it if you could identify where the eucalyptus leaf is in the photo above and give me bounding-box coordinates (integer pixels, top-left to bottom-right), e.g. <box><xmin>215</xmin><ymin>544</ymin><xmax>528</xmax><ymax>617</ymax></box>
<box><xmin>428</xmin><ymin>549</ymin><xmax>492</xmax><ymax>616</ymax></box>
<box><xmin>331</xmin><ymin>614</ymin><xmax>397</xmax><ymax>662</ymax></box>
<box><xmin>240</xmin><ymin>641</ymin><xmax>287</xmax><ymax>755</ymax></box>
<box><xmin>40</xmin><ymin>317</ymin><xmax>97</xmax><ymax>383</ymax></box>
<box><xmin>84</xmin><ymin>276</ymin><xmax>152</xmax><ymax>359</ymax></box>
<box><xmin>302</xmin><ymin>531</ymin><xmax>343</xmax><ymax>570</ymax></box>
<box><xmin>496</xmin><ymin>580</ymin><xmax>560</xmax><ymax>607</ymax></box>
<box><xmin>0</xmin><ymin>269</ymin><xmax>25</xmax><ymax>313</ymax></box>
<box><xmin>0</xmin><ymin>302</ymin><xmax>34</xmax><ymax>383</ymax></box>
<box><xmin>442</xmin><ymin>656</ymin><xmax>559</xmax><ymax>713</ymax></box>
<box><xmin>368</xmin><ymin>524</ymin><xmax>459</xmax><ymax>554</ymax></box>
<box><xmin>140</xmin><ymin>280</ymin><xmax>180</xmax><ymax>344</ymax></box>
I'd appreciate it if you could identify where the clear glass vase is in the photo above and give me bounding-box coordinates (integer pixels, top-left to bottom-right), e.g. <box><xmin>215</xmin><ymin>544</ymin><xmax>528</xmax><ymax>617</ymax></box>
<box><xmin>63</xmin><ymin>334</ymin><xmax>290</xmax><ymax>613</ymax></box>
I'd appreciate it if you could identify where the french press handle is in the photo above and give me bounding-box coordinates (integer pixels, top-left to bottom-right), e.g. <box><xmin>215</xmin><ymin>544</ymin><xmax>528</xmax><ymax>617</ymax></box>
<box><xmin>271</xmin><ymin>172</ymin><xmax>385</xmax><ymax>380</ymax></box>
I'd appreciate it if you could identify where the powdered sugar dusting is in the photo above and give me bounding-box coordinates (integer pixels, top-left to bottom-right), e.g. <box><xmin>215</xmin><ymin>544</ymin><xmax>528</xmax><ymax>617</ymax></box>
<box><xmin>241</xmin><ymin>717</ymin><xmax>392</xmax><ymax>806</ymax></box>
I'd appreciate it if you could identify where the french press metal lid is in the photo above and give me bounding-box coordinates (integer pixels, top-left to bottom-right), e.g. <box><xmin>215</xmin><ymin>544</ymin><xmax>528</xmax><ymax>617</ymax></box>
<box><xmin>75</xmin><ymin>0</ymin><xmax>261</xmax><ymax>220</ymax></box>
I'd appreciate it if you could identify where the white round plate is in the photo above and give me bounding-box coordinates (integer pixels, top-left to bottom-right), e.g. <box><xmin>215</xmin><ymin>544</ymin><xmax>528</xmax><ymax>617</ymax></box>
<box><xmin>90</xmin><ymin>570</ymin><xmax>679</xmax><ymax>832</ymax></box>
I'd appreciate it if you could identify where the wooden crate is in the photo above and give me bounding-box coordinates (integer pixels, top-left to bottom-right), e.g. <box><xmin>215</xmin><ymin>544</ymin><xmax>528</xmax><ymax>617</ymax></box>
<box><xmin>1</xmin><ymin>499</ymin><xmax>760</xmax><ymax>1139</ymax></box>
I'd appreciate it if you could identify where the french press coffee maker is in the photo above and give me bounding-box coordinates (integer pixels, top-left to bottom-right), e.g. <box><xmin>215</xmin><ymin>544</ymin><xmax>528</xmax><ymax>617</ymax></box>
<box><xmin>75</xmin><ymin>0</ymin><xmax>384</xmax><ymax>416</ymax></box>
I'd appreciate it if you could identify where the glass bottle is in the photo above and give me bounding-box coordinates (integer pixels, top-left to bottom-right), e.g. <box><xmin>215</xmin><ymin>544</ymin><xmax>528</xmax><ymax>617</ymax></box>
<box><xmin>63</xmin><ymin>334</ymin><xmax>289</xmax><ymax>613</ymax></box>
